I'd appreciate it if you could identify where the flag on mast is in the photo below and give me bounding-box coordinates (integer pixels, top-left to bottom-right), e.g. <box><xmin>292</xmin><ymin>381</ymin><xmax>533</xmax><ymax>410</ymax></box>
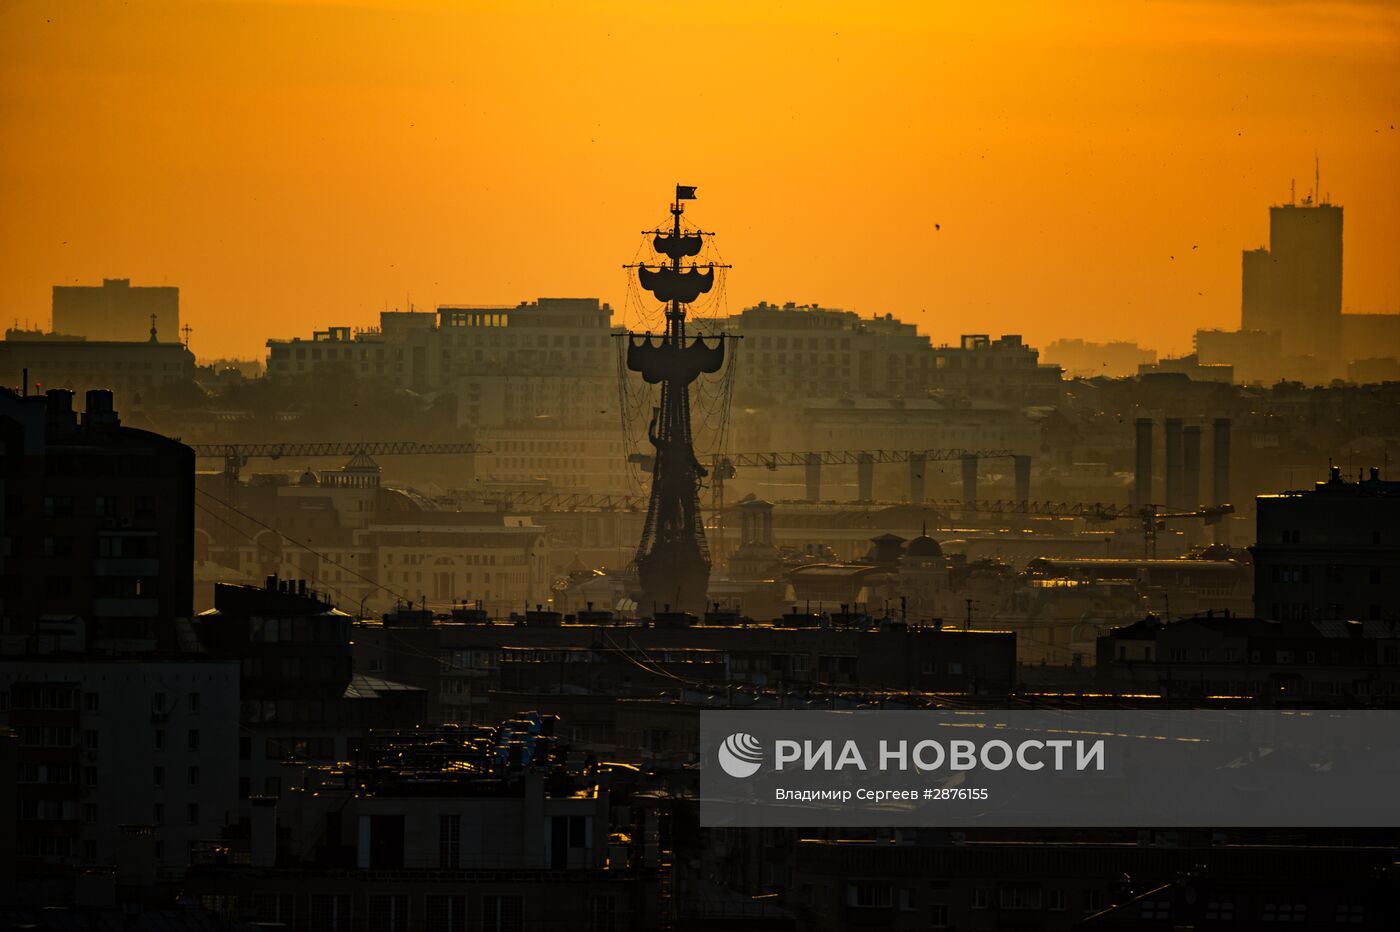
<box><xmin>676</xmin><ymin>184</ymin><xmax>698</xmax><ymax>200</ymax></box>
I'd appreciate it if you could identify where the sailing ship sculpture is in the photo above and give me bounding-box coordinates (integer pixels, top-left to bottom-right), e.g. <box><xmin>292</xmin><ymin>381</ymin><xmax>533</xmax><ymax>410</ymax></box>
<box><xmin>625</xmin><ymin>185</ymin><xmax>732</xmax><ymax>615</ymax></box>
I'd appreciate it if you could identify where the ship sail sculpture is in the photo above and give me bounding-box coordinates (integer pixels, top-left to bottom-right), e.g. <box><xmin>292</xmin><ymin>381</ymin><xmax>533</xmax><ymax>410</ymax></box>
<box><xmin>625</xmin><ymin>186</ymin><xmax>733</xmax><ymax>615</ymax></box>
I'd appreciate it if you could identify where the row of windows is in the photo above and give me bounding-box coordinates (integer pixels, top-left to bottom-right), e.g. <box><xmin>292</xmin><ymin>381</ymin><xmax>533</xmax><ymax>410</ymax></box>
<box><xmin>241</xmin><ymin>892</ymin><xmax>549</xmax><ymax>932</ymax></box>
<box><xmin>845</xmin><ymin>881</ymin><xmax>1098</xmax><ymax>914</ymax></box>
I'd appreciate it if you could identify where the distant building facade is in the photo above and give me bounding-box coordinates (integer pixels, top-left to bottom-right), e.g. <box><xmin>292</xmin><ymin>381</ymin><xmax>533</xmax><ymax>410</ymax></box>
<box><xmin>1097</xmin><ymin>613</ymin><xmax>1400</xmax><ymax>705</ymax></box>
<box><xmin>51</xmin><ymin>278</ymin><xmax>179</xmax><ymax>343</ymax></box>
<box><xmin>929</xmin><ymin>334</ymin><xmax>1063</xmax><ymax>403</ymax></box>
<box><xmin>1137</xmin><ymin>354</ymin><xmax>1233</xmax><ymax>384</ymax></box>
<box><xmin>728</xmin><ymin>302</ymin><xmax>932</xmax><ymax>402</ymax></box>
<box><xmin>265</xmin><ymin>299</ymin><xmax>616</xmax><ymax>428</ymax></box>
<box><xmin>0</xmin><ymin>334</ymin><xmax>195</xmax><ymax>412</ymax></box>
<box><xmin>1042</xmin><ymin>338</ymin><xmax>1156</xmax><ymax>378</ymax></box>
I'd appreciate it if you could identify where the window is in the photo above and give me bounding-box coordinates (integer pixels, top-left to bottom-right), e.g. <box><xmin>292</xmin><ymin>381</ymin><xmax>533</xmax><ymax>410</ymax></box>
<box><xmin>1000</xmin><ymin>885</ymin><xmax>1042</xmax><ymax>909</ymax></box>
<box><xmin>152</xmin><ymin>693</ymin><xmax>166</xmax><ymax>713</ymax></box>
<box><xmin>187</xmin><ymin>803</ymin><xmax>199</xmax><ymax>824</ymax></box>
<box><xmin>1261</xmin><ymin>902</ymin><xmax>1306</xmax><ymax>921</ymax></box>
<box><xmin>587</xmin><ymin>896</ymin><xmax>616</xmax><ymax>932</ymax></box>
<box><xmin>155</xmin><ymin>729</ymin><xmax>165</xmax><ymax>750</ymax></box>
<box><xmin>367</xmin><ymin>895</ymin><xmax>409</xmax><ymax>932</ymax></box>
<box><xmin>1206</xmin><ymin>900</ymin><xmax>1235</xmax><ymax>920</ymax></box>
<box><xmin>84</xmin><ymin>729</ymin><xmax>98</xmax><ymax>750</ymax></box>
<box><xmin>1048</xmin><ymin>888</ymin><xmax>1066</xmax><ymax>910</ymax></box>
<box><xmin>84</xmin><ymin>692</ymin><xmax>100</xmax><ymax>713</ymax></box>
<box><xmin>154</xmin><ymin>803</ymin><xmax>164</xmax><ymax>823</ymax></box>
<box><xmin>1133</xmin><ymin>898</ymin><xmax>1171</xmax><ymax>920</ymax></box>
<box><xmin>424</xmin><ymin>895</ymin><xmax>468</xmax><ymax>932</ymax></box>
<box><xmin>971</xmin><ymin>888</ymin><xmax>991</xmax><ymax>909</ymax></box>
<box><xmin>1083</xmin><ymin>890</ymin><xmax>1103</xmax><ymax>912</ymax></box>
<box><xmin>930</xmin><ymin>904</ymin><xmax>950</xmax><ymax>928</ymax></box>
<box><xmin>309</xmin><ymin>894</ymin><xmax>352</xmax><ymax>932</ymax></box>
<box><xmin>189</xmin><ymin>692</ymin><xmax>201</xmax><ymax>713</ymax></box>
<box><xmin>253</xmin><ymin>894</ymin><xmax>296</xmax><ymax>925</ymax></box>
<box><xmin>187</xmin><ymin>729</ymin><xmax>199</xmax><ymax>750</ymax></box>
<box><xmin>482</xmin><ymin>895</ymin><xmax>523</xmax><ymax>932</ymax></box>
<box><xmin>439</xmin><ymin>814</ymin><xmax>461</xmax><ymax>868</ymax></box>
<box><xmin>154</xmin><ymin>766</ymin><xmax>164</xmax><ymax>788</ymax></box>
<box><xmin>187</xmin><ymin>766</ymin><xmax>200</xmax><ymax>787</ymax></box>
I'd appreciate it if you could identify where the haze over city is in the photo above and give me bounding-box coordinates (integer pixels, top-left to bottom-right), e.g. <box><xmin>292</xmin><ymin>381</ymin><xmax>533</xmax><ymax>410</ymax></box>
<box><xmin>2</xmin><ymin>0</ymin><xmax>1399</xmax><ymax>359</ymax></box>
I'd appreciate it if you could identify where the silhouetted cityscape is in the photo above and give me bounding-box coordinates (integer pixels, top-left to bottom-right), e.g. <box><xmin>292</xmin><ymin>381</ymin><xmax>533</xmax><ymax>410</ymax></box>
<box><xmin>1</xmin><ymin>170</ymin><xmax>1398</xmax><ymax>931</ymax></box>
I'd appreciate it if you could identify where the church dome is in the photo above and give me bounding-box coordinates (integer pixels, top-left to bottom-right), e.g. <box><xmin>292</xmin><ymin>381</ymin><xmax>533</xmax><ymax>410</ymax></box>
<box><xmin>906</xmin><ymin>534</ymin><xmax>943</xmax><ymax>559</ymax></box>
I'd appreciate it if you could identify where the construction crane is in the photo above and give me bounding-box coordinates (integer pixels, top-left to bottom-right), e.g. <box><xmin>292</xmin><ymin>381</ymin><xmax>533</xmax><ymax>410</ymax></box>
<box><xmin>1128</xmin><ymin>503</ymin><xmax>1235</xmax><ymax>558</ymax></box>
<box><xmin>191</xmin><ymin>440</ymin><xmax>489</xmax><ymax>480</ymax></box>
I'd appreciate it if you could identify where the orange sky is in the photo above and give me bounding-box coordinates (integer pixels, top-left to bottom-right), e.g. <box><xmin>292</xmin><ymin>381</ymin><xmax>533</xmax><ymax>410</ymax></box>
<box><xmin>1</xmin><ymin>0</ymin><xmax>1397</xmax><ymax>361</ymax></box>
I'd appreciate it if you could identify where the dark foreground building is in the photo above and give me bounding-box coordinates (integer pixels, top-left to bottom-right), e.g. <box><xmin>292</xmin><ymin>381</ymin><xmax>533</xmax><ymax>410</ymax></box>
<box><xmin>0</xmin><ymin>387</ymin><xmax>194</xmax><ymax>651</ymax></box>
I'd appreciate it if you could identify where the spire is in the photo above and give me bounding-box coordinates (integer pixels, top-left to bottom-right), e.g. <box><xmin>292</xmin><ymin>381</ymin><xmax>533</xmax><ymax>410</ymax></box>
<box><xmin>149</xmin><ymin>312</ymin><xmax>158</xmax><ymax>343</ymax></box>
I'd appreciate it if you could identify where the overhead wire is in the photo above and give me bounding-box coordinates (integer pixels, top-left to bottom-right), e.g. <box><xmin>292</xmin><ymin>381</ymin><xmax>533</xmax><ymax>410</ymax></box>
<box><xmin>196</xmin><ymin>486</ymin><xmax>410</xmax><ymax>606</ymax></box>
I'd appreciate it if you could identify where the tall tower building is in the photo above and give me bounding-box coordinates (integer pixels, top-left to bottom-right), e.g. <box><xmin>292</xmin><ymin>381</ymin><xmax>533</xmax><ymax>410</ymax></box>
<box><xmin>52</xmin><ymin>278</ymin><xmax>180</xmax><ymax>342</ymax></box>
<box><xmin>1240</xmin><ymin>196</ymin><xmax>1343</xmax><ymax>371</ymax></box>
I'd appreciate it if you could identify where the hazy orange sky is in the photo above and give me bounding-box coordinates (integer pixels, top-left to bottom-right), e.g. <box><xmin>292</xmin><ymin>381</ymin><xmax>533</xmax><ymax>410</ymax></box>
<box><xmin>2</xmin><ymin>0</ymin><xmax>1397</xmax><ymax>361</ymax></box>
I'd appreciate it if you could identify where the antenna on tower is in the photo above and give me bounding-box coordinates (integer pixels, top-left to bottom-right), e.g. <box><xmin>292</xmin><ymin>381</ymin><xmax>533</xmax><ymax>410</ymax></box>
<box><xmin>1315</xmin><ymin>152</ymin><xmax>1321</xmax><ymax>206</ymax></box>
<box><xmin>1290</xmin><ymin>179</ymin><xmax>1295</xmax><ymax>205</ymax></box>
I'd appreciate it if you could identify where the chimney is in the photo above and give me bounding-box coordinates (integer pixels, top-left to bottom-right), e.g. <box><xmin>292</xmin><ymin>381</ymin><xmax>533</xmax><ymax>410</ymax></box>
<box><xmin>81</xmin><ymin>389</ymin><xmax>120</xmax><ymax>428</ymax></box>
<box><xmin>1212</xmin><ymin>418</ymin><xmax>1231</xmax><ymax>544</ymax></box>
<box><xmin>961</xmin><ymin>453</ymin><xmax>978</xmax><ymax>504</ymax></box>
<box><xmin>1134</xmin><ymin>418</ymin><xmax>1153</xmax><ymax>507</ymax></box>
<box><xmin>1013</xmin><ymin>454</ymin><xmax>1032</xmax><ymax>503</ymax></box>
<box><xmin>45</xmin><ymin>389</ymin><xmax>77</xmax><ymax>432</ymax></box>
<box><xmin>1164</xmin><ymin>418</ymin><xmax>1184</xmax><ymax>511</ymax></box>
<box><xmin>1183</xmin><ymin>425</ymin><xmax>1201</xmax><ymax>509</ymax></box>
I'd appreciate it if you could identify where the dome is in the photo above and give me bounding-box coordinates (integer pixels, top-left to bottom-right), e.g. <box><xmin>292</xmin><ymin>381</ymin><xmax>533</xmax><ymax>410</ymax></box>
<box><xmin>906</xmin><ymin>534</ymin><xmax>943</xmax><ymax>559</ymax></box>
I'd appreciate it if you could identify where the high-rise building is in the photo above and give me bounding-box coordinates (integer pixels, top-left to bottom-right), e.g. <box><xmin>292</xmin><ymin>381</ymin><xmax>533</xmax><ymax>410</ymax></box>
<box><xmin>1241</xmin><ymin>200</ymin><xmax>1343</xmax><ymax>370</ymax></box>
<box><xmin>51</xmin><ymin>278</ymin><xmax>180</xmax><ymax>343</ymax></box>
<box><xmin>0</xmin><ymin>388</ymin><xmax>194</xmax><ymax>651</ymax></box>
<box><xmin>1252</xmin><ymin>466</ymin><xmax>1398</xmax><ymax>622</ymax></box>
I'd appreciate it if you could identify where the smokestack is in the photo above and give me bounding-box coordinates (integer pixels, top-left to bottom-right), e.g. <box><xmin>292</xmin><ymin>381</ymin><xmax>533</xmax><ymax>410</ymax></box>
<box><xmin>857</xmin><ymin>452</ymin><xmax>874</xmax><ymax>503</ymax></box>
<box><xmin>1213</xmin><ymin>418</ymin><xmax>1232</xmax><ymax>544</ymax></box>
<box><xmin>1134</xmin><ymin>418</ymin><xmax>1153</xmax><ymax>506</ymax></box>
<box><xmin>1013</xmin><ymin>455</ymin><xmax>1032</xmax><ymax>503</ymax></box>
<box><xmin>1164</xmin><ymin>418</ymin><xmax>1184</xmax><ymax>511</ymax></box>
<box><xmin>909</xmin><ymin>453</ymin><xmax>926</xmax><ymax>505</ymax></box>
<box><xmin>1183</xmin><ymin>426</ymin><xmax>1202</xmax><ymax>508</ymax></box>
<box><xmin>961</xmin><ymin>454</ymin><xmax>978</xmax><ymax>504</ymax></box>
<box><xmin>804</xmin><ymin>452</ymin><xmax>821</xmax><ymax>502</ymax></box>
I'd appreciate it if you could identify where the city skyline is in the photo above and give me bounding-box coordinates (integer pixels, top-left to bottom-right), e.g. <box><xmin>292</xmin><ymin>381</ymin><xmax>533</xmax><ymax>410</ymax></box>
<box><xmin>2</xmin><ymin>0</ymin><xmax>1399</xmax><ymax>359</ymax></box>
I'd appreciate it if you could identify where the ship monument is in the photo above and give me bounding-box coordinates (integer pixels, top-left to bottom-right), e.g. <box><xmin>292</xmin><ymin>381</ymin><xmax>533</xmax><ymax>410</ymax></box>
<box><xmin>623</xmin><ymin>185</ymin><xmax>734</xmax><ymax>615</ymax></box>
